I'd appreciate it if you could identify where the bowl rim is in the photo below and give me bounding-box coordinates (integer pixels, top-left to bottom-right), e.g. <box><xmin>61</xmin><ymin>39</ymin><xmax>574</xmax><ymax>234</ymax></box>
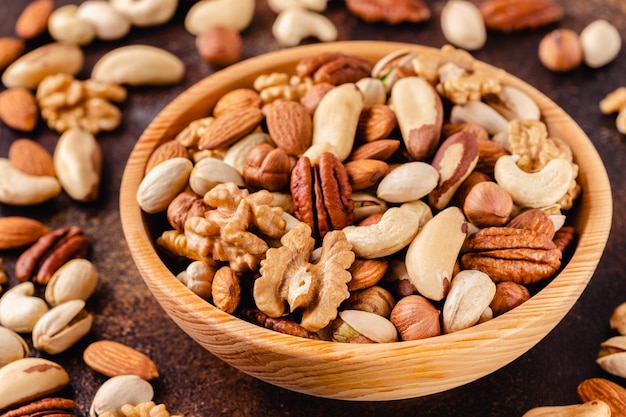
<box><xmin>120</xmin><ymin>41</ymin><xmax>613</xmax><ymax>400</ymax></box>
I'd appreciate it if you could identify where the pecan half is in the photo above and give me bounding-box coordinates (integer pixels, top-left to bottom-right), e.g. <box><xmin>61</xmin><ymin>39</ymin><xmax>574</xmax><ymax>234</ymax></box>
<box><xmin>460</xmin><ymin>227</ymin><xmax>561</xmax><ymax>284</ymax></box>
<box><xmin>290</xmin><ymin>153</ymin><xmax>354</xmax><ymax>239</ymax></box>
<box><xmin>14</xmin><ymin>226</ymin><xmax>89</xmax><ymax>284</ymax></box>
<box><xmin>0</xmin><ymin>397</ymin><xmax>75</xmax><ymax>417</ymax></box>
<box><xmin>480</xmin><ymin>0</ymin><xmax>564</xmax><ymax>32</ymax></box>
<box><xmin>346</xmin><ymin>0</ymin><xmax>431</xmax><ymax>25</ymax></box>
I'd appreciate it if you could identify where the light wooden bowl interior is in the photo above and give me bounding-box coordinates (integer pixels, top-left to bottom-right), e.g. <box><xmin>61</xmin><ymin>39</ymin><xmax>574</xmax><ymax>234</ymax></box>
<box><xmin>120</xmin><ymin>41</ymin><xmax>612</xmax><ymax>401</ymax></box>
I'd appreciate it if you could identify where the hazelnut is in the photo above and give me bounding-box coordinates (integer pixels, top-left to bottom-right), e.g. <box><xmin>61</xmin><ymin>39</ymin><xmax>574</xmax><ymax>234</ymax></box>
<box><xmin>489</xmin><ymin>281</ymin><xmax>530</xmax><ymax>316</ymax></box>
<box><xmin>538</xmin><ymin>29</ymin><xmax>583</xmax><ymax>72</ymax></box>
<box><xmin>462</xmin><ymin>179</ymin><xmax>513</xmax><ymax>228</ymax></box>
<box><xmin>196</xmin><ymin>26</ymin><xmax>242</xmax><ymax>67</ymax></box>
<box><xmin>243</xmin><ymin>143</ymin><xmax>293</xmax><ymax>191</ymax></box>
<box><xmin>389</xmin><ymin>295</ymin><xmax>441</xmax><ymax>341</ymax></box>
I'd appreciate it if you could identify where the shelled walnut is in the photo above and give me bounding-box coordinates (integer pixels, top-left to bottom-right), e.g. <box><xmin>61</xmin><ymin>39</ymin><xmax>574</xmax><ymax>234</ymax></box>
<box><xmin>36</xmin><ymin>73</ymin><xmax>126</xmax><ymax>134</ymax></box>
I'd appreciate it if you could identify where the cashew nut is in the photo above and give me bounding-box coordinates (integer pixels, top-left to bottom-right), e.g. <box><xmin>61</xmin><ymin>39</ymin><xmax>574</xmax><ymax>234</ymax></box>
<box><xmin>304</xmin><ymin>83</ymin><xmax>363</xmax><ymax>163</ymax></box>
<box><xmin>272</xmin><ymin>8</ymin><xmax>338</xmax><ymax>47</ymax></box>
<box><xmin>342</xmin><ymin>200</ymin><xmax>432</xmax><ymax>259</ymax></box>
<box><xmin>599</xmin><ymin>87</ymin><xmax>626</xmax><ymax>134</ymax></box>
<box><xmin>494</xmin><ymin>154</ymin><xmax>574</xmax><ymax>208</ymax></box>
<box><xmin>91</xmin><ymin>45</ymin><xmax>185</xmax><ymax>86</ymax></box>
<box><xmin>184</xmin><ymin>0</ymin><xmax>255</xmax><ymax>35</ymax></box>
<box><xmin>267</xmin><ymin>0</ymin><xmax>328</xmax><ymax>13</ymax></box>
<box><xmin>47</xmin><ymin>4</ymin><xmax>97</xmax><ymax>46</ymax></box>
<box><xmin>0</xmin><ymin>282</ymin><xmax>49</xmax><ymax>333</ymax></box>
<box><xmin>76</xmin><ymin>1</ymin><xmax>132</xmax><ymax>41</ymax></box>
<box><xmin>0</xmin><ymin>158</ymin><xmax>61</xmax><ymax>206</ymax></box>
<box><xmin>110</xmin><ymin>0</ymin><xmax>178</xmax><ymax>27</ymax></box>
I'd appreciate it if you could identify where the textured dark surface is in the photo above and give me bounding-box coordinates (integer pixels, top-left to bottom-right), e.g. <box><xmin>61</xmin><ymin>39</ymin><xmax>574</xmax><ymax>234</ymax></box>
<box><xmin>1</xmin><ymin>1</ymin><xmax>625</xmax><ymax>416</ymax></box>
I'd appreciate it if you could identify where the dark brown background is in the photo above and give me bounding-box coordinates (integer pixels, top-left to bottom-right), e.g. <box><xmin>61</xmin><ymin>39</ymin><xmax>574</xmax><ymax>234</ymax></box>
<box><xmin>1</xmin><ymin>1</ymin><xmax>626</xmax><ymax>415</ymax></box>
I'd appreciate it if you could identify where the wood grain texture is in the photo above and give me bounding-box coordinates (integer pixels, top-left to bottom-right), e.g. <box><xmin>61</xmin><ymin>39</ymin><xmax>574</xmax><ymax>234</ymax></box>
<box><xmin>120</xmin><ymin>42</ymin><xmax>612</xmax><ymax>401</ymax></box>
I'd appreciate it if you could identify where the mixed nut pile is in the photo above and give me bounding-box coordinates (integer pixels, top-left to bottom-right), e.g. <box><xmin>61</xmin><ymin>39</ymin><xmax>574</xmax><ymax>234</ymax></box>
<box><xmin>137</xmin><ymin>45</ymin><xmax>580</xmax><ymax>342</ymax></box>
<box><xmin>1</xmin><ymin>0</ymin><xmax>626</xmax><ymax>416</ymax></box>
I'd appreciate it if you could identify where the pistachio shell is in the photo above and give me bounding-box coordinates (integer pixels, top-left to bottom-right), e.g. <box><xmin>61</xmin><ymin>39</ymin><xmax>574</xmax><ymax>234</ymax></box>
<box><xmin>442</xmin><ymin>270</ymin><xmax>496</xmax><ymax>333</ymax></box>
<box><xmin>596</xmin><ymin>336</ymin><xmax>626</xmax><ymax>378</ymax></box>
<box><xmin>0</xmin><ymin>326</ymin><xmax>29</xmax><ymax>368</ymax></box>
<box><xmin>32</xmin><ymin>299</ymin><xmax>93</xmax><ymax>354</ymax></box>
<box><xmin>339</xmin><ymin>310</ymin><xmax>398</xmax><ymax>343</ymax></box>
<box><xmin>45</xmin><ymin>258</ymin><xmax>98</xmax><ymax>306</ymax></box>
<box><xmin>89</xmin><ymin>374</ymin><xmax>154</xmax><ymax>417</ymax></box>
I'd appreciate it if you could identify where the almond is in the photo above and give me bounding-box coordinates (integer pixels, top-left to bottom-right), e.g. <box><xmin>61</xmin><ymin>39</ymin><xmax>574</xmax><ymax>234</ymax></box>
<box><xmin>357</xmin><ymin>104</ymin><xmax>397</xmax><ymax>142</ymax></box>
<box><xmin>9</xmin><ymin>139</ymin><xmax>55</xmax><ymax>177</ymax></box>
<box><xmin>0</xmin><ymin>37</ymin><xmax>25</xmax><ymax>71</ymax></box>
<box><xmin>212</xmin><ymin>88</ymin><xmax>261</xmax><ymax>118</ymax></box>
<box><xmin>198</xmin><ymin>106</ymin><xmax>264</xmax><ymax>150</ymax></box>
<box><xmin>265</xmin><ymin>100</ymin><xmax>312</xmax><ymax>156</ymax></box>
<box><xmin>348</xmin><ymin>258</ymin><xmax>389</xmax><ymax>291</ymax></box>
<box><xmin>348</xmin><ymin>139</ymin><xmax>401</xmax><ymax>161</ymax></box>
<box><xmin>344</xmin><ymin>159</ymin><xmax>389</xmax><ymax>191</ymax></box>
<box><xmin>577</xmin><ymin>378</ymin><xmax>626</xmax><ymax>417</ymax></box>
<box><xmin>15</xmin><ymin>0</ymin><xmax>54</xmax><ymax>40</ymax></box>
<box><xmin>83</xmin><ymin>340</ymin><xmax>159</xmax><ymax>381</ymax></box>
<box><xmin>0</xmin><ymin>87</ymin><xmax>38</xmax><ymax>132</ymax></box>
<box><xmin>145</xmin><ymin>140</ymin><xmax>190</xmax><ymax>174</ymax></box>
<box><xmin>0</xmin><ymin>216</ymin><xmax>50</xmax><ymax>250</ymax></box>
<box><xmin>507</xmin><ymin>208</ymin><xmax>555</xmax><ymax>238</ymax></box>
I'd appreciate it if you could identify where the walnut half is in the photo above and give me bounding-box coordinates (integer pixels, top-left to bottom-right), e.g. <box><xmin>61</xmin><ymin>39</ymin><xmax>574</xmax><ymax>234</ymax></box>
<box><xmin>253</xmin><ymin>222</ymin><xmax>355</xmax><ymax>332</ymax></box>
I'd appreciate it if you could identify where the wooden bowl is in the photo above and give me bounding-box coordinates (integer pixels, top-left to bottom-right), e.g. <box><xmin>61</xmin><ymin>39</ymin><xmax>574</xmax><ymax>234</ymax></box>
<box><xmin>120</xmin><ymin>41</ymin><xmax>612</xmax><ymax>400</ymax></box>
